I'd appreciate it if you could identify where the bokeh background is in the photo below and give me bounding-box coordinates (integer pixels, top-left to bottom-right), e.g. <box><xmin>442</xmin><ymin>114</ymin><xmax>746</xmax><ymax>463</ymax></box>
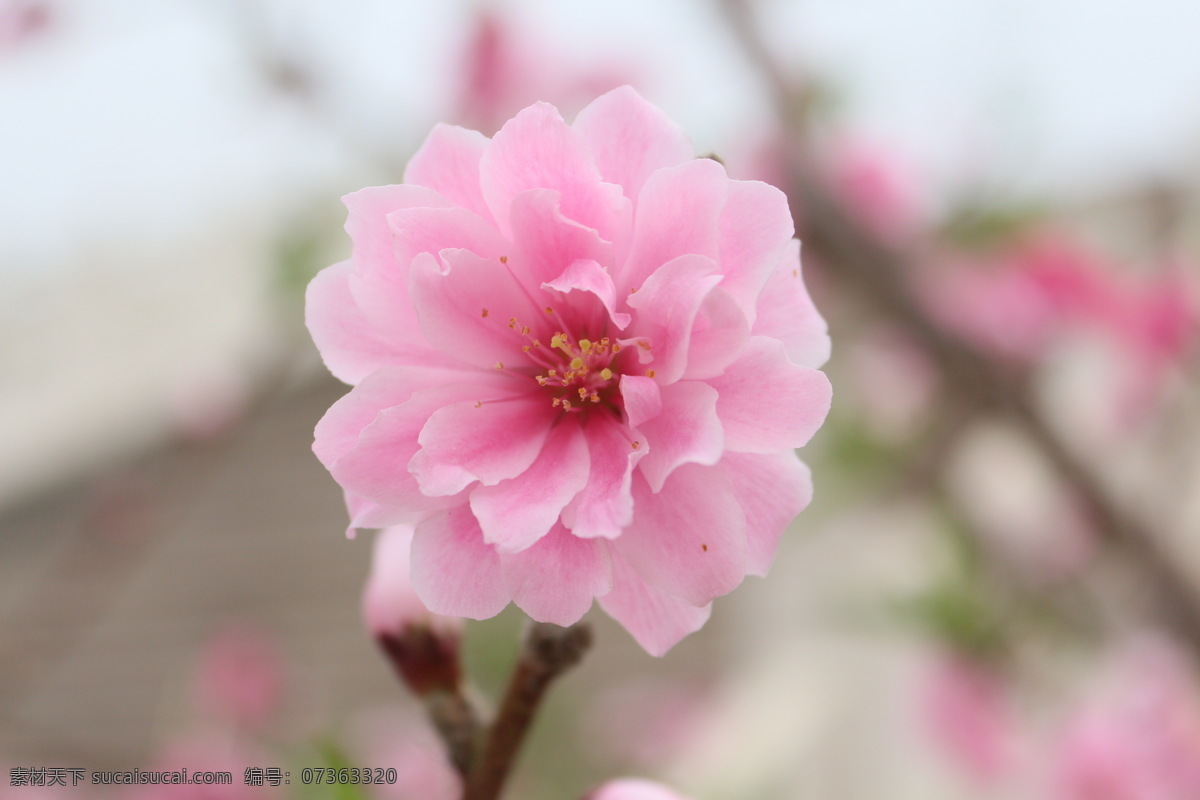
<box><xmin>3</xmin><ymin>1</ymin><xmax>1200</xmax><ymax>798</ymax></box>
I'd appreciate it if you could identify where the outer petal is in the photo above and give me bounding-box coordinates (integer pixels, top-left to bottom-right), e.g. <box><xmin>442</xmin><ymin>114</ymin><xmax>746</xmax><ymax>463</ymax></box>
<box><xmin>752</xmin><ymin>240</ymin><xmax>831</xmax><ymax>368</ymax></box>
<box><xmin>408</xmin><ymin>250</ymin><xmax>548</xmax><ymax>368</ymax></box>
<box><xmin>306</xmin><ymin>260</ymin><xmax>407</xmax><ymax>384</ymax></box>
<box><xmin>344</xmin><ymin>491</ymin><xmax>410</xmax><ymax>537</ymax></box>
<box><xmin>571</xmin><ymin>86</ymin><xmax>694</xmax><ymax>204</ymax></box>
<box><xmin>619</xmin><ymin>158</ymin><xmax>726</xmax><ymax>292</ymax></box>
<box><xmin>410</xmin><ymin>395</ymin><xmax>556</xmax><ymax>496</ymax></box>
<box><xmin>410</xmin><ymin>506</ymin><xmax>508</xmax><ymax>619</ymax></box>
<box><xmin>510</xmin><ymin>189</ymin><xmax>614</xmax><ymax>292</ymax></box>
<box><xmin>403</xmin><ymin>123</ymin><xmax>493</xmax><ymax>222</ymax></box>
<box><xmin>626</xmin><ymin>255</ymin><xmax>722</xmax><ymax>384</ymax></box>
<box><xmin>615</xmin><ymin>465</ymin><xmax>747</xmax><ymax>606</ymax></box>
<box><xmin>330</xmin><ymin>382</ymin><xmax>487</xmax><ymax>521</ymax></box>
<box><xmin>598</xmin><ymin>551</ymin><xmax>712</xmax><ymax>657</ymax></box>
<box><xmin>720</xmin><ymin>450</ymin><xmax>813</xmax><ymax>576</ymax></box>
<box><xmin>635</xmin><ymin>381</ymin><xmax>724</xmax><ymax>493</ymax></box>
<box><xmin>717</xmin><ymin>180</ymin><xmax>795</xmax><ymax>322</ymax></box>
<box><xmin>313</xmin><ymin>366</ymin><xmax>463</xmax><ymax>469</ymax></box>
<box><xmin>543</xmin><ymin>258</ymin><xmax>631</xmax><ymax>331</ymax></box>
<box><xmin>480</xmin><ymin>101</ymin><xmax>628</xmax><ymax>242</ymax></box>
<box><xmin>561</xmin><ymin>415</ymin><xmax>645</xmax><ymax>539</ymax></box>
<box><xmin>387</xmin><ymin>206</ymin><xmax>508</xmax><ymax>270</ymax></box>
<box><xmin>682</xmin><ymin>286</ymin><xmax>750</xmax><ymax>380</ymax></box>
<box><xmin>470</xmin><ymin>421</ymin><xmax>590</xmax><ymax>553</ymax></box>
<box><xmin>500</xmin><ymin>527</ymin><xmax>613</xmax><ymax>626</ymax></box>
<box><xmin>344</xmin><ymin>184</ymin><xmax>451</xmax><ymax>274</ymax></box>
<box><xmin>709</xmin><ymin>337</ymin><xmax>831</xmax><ymax>453</ymax></box>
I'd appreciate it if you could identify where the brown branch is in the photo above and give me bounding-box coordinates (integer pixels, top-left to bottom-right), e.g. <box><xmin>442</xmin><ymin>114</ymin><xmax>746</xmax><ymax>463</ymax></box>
<box><xmin>462</xmin><ymin>622</ymin><xmax>593</xmax><ymax>800</ymax></box>
<box><xmin>718</xmin><ymin>0</ymin><xmax>1200</xmax><ymax>652</ymax></box>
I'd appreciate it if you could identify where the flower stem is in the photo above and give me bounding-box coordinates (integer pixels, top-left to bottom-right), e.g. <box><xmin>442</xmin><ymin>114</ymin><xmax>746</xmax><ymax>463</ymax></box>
<box><xmin>462</xmin><ymin>621</ymin><xmax>593</xmax><ymax>800</ymax></box>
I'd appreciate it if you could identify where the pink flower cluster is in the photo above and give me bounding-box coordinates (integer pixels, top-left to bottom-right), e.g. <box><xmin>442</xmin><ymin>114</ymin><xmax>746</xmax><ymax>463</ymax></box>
<box><xmin>308</xmin><ymin>87</ymin><xmax>831</xmax><ymax>655</ymax></box>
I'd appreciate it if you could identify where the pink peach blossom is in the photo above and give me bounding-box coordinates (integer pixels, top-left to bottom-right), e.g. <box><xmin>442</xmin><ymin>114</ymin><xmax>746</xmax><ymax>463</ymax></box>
<box><xmin>583</xmin><ymin>779</ymin><xmax>694</xmax><ymax>800</ymax></box>
<box><xmin>191</xmin><ymin>625</ymin><xmax>285</xmax><ymax>731</ymax></box>
<box><xmin>307</xmin><ymin>87</ymin><xmax>831</xmax><ymax>655</ymax></box>
<box><xmin>920</xmin><ymin>653</ymin><xmax>1021</xmax><ymax>788</ymax></box>
<box><xmin>1052</xmin><ymin>644</ymin><xmax>1200</xmax><ymax>800</ymax></box>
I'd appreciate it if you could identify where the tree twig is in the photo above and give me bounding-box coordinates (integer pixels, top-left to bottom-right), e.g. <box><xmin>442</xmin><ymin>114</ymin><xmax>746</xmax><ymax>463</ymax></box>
<box><xmin>462</xmin><ymin>622</ymin><xmax>593</xmax><ymax>800</ymax></box>
<box><xmin>718</xmin><ymin>0</ymin><xmax>1200</xmax><ymax>652</ymax></box>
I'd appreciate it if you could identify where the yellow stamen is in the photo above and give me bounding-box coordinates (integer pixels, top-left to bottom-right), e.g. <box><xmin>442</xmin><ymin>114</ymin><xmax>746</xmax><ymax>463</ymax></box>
<box><xmin>494</xmin><ymin>362</ymin><xmax>504</xmax><ymax>370</ymax></box>
<box><xmin>570</xmin><ymin>357</ymin><xmax>584</xmax><ymax>370</ymax></box>
<box><xmin>646</xmin><ymin>369</ymin><xmax>656</xmax><ymax>378</ymax></box>
<box><xmin>481</xmin><ymin>308</ymin><xmax>489</xmax><ymax>318</ymax></box>
<box><xmin>600</xmin><ymin>368</ymin><xmax>613</xmax><ymax>380</ymax></box>
<box><xmin>631</xmin><ymin>441</ymin><xmax>641</xmax><ymax>450</ymax></box>
<box><xmin>500</xmin><ymin>255</ymin><xmax>508</xmax><ymax>264</ymax></box>
<box><xmin>579</xmin><ymin>338</ymin><xmax>593</xmax><ymax>353</ymax></box>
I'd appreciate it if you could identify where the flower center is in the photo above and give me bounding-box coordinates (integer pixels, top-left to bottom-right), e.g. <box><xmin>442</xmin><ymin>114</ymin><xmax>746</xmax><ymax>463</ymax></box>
<box><xmin>534</xmin><ymin>330</ymin><xmax>622</xmax><ymax>412</ymax></box>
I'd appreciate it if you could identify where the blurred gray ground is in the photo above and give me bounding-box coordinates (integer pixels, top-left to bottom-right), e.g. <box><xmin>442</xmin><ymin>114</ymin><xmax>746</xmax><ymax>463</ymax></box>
<box><xmin>0</xmin><ymin>376</ymin><xmax>397</xmax><ymax>768</ymax></box>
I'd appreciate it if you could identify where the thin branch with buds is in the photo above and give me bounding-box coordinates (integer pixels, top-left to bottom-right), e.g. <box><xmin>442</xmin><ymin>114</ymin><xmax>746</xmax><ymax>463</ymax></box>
<box><xmin>717</xmin><ymin>0</ymin><xmax>1200</xmax><ymax>652</ymax></box>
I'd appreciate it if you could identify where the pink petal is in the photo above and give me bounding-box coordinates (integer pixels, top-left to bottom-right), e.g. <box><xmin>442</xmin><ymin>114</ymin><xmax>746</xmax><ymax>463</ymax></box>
<box><xmin>407</xmin><ymin>250</ymin><xmax>549</xmax><ymax>369</ymax></box>
<box><xmin>598</xmin><ymin>551</ymin><xmax>712</xmax><ymax>657</ymax></box>
<box><xmin>717</xmin><ymin>179</ymin><xmax>795</xmax><ymax>321</ymax></box>
<box><xmin>543</xmin><ymin>258</ymin><xmax>631</xmax><ymax>331</ymax></box>
<box><xmin>306</xmin><ymin>260</ymin><xmax>407</xmax><ymax>384</ymax></box>
<box><xmin>619</xmin><ymin>374</ymin><xmax>661</xmax><ymax>429</ymax></box>
<box><xmin>480</xmin><ymin>101</ymin><xmax>629</xmax><ymax>242</ymax></box>
<box><xmin>636</xmin><ymin>381</ymin><xmax>724</xmax><ymax>493</ymax></box>
<box><xmin>615</xmin><ymin>465</ymin><xmax>747</xmax><ymax>606</ymax></box>
<box><xmin>330</xmin><ymin>383</ymin><xmax>487</xmax><ymax>521</ymax></box>
<box><xmin>410</xmin><ymin>506</ymin><xmax>508</xmax><ymax>619</ymax></box>
<box><xmin>720</xmin><ymin>451</ymin><xmax>813</xmax><ymax>576</ymax></box>
<box><xmin>387</xmin><ymin>205</ymin><xmax>509</xmax><ymax>269</ymax></box>
<box><xmin>410</xmin><ymin>395</ymin><xmax>556</xmax><ymax>496</ymax></box>
<box><xmin>510</xmin><ymin>189</ymin><xmax>614</xmax><ymax>292</ymax></box>
<box><xmin>561</xmin><ymin>415</ymin><xmax>645</xmax><ymax>539</ymax></box>
<box><xmin>709</xmin><ymin>337</ymin><xmax>832</xmax><ymax>452</ymax></box>
<box><xmin>572</xmin><ymin>86</ymin><xmax>694</xmax><ymax>204</ymax></box>
<box><xmin>313</xmin><ymin>366</ymin><xmax>456</xmax><ymax>469</ymax></box>
<box><xmin>344</xmin><ymin>184</ymin><xmax>452</xmax><ymax>274</ymax></box>
<box><xmin>626</xmin><ymin>254</ymin><xmax>723</xmax><ymax>384</ymax></box>
<box><xmin>618</xmin><ymin>158</ymin><xmax>726</xmax><ymax>292</ymax></box>
<box><xmin>682</xmin><ymin>286</ymin><xmax>750</xmax><ymax>380</ymax></box>
<box><xmin>470</xmin><ymin>421</ymin><xmax>590</xmax><ymax>553</ymax></box>
<box><xmin>345</xmin><ymin>490</ymin><xmax>410</xmax><ymax>536</ymax></box>
<box><xmin>403</xmin><ymin>123</ymin><xmax>493</xmax><ymax>222</ymax></box>
<box><xmin>500</xmin><ymin>526</ymin><xmax>613</xmax><ymax>626</ymax></box>
<box><xmin>752</xmin><ymin>240</ymin><xmax>831</xmax><ymax>368</ymax></box>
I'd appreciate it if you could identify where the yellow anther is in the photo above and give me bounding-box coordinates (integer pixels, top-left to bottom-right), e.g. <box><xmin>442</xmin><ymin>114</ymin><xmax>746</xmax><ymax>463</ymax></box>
<box><xmin>579</xmin><ymin>338</ymin><xmax>593</xmax><ymax>353</ymax></box>
<box><xmin>481</xmin><ymin>308</ymin><xmax>489</xmax><ymax>318</ymax></box>
<box><xmin>638</xmin><ymin>340</ymin><xmax>651</xmax><ymax>350</ymax></box>
<box><xmin>570</xmin><ymin>357</ymin><xmax>584</xmax><ymax>370</ymax></box>
<box><xmin>611</xmin><ymin>344</ymin><xmax>622</xmax><ymax>353</ymax></box>
<box><xmin>532</xmin><ymin>339</ymin><xmax>541</xmax><ymax>348</ymax></box>
<box><xmin>578</xmin><ymin>387</ymin><xmax>588</xmax><ymax>399</ymax></box>
<box><xmin>589</xmin><ymin>392</ymin><xmax>600</xmax><ymax>403</ymax></box>
<box><xmin>600</xmin><ymin>368</ymin><xmax>613</xmax><ymax>380</ymax></box>
<box><xmin>647</xmin><ymin>369</ymin><xmax>656</xmax><ymax>378</ymax></box>
<box><xmin>631</xmin><ymin>441</ymin><xmax>641</xmax><ymax>450</ymax></box>
<box><xmin>536</xmin><ymin>375</ymin><xmax>548</xmax><ymax>385</ymax></box>
<box><xmin>545</xmin><ymin>306</ymin><xmax>554</xmax><ymax>314</ymax></box>
<box><xmin>521</xmin><ymin>326</ymin><xmax>530</xmax><ymax>335</ymax></box>
<box><xmin>553</xmin><ymin>397</ymin><xmax>561</xmax><ymax>407</ymax></box>
<box><xmin>500</xmin><ymin>255</ymin><xmax>508</xmax><ymax>264</ymax></box>
<box><xmin>550</xmin><ymin>333</ymin><xmax>564</xmax><ymax>349</ymax></box>
<box><xmin>523</xmin><ymin>345</ymin><xmax>531</xmax><ymax>352</ymax></box>
<box><xmin>547</xmin><ymin>369</ymin><xmax>556</xmax><ymax>376</ymax></box>
<box><xmin>494</xmin><ymin>362</ymin><xmax>504</xmax><ymax>370</ymax></box>
<box><xmin>475</xmin><ymin>400</ymin><xmax>482</xmax><ymax>408</ymax></box>
<box><xmin>562</xmin><ymin>398</ymin><xmax>572</xmax><ymax>410</ymax></box>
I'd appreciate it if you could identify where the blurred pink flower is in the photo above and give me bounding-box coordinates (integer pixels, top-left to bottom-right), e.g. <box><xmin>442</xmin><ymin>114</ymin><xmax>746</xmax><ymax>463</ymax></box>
<box><xmin>921</xmin><ymin>653</ymin><xmax>1021</xmax><ymax>788</ymax></box>
<box><xmin>125</xmin><ymin>734</ymin><xmax>280</xmax><ymax>800</ymax></box>
<box><xmin>307</xmin><ymin>87</ymin><xmax>831</xmax><ymax>655</ymax></box>
<box><xmin>1052</xmin><ymin>644</ymin><xmax>1200</xmax><ymax>800</ymax></box>
<box><xmin>455</xmin><ymin>8</ymin><xmax>632</xmax><ymax>135</ymax></box>
<box><xmin>584</xmin><ymin>779</ymin><xmax>693</xmax><ymax>800</ymax></box>
<box><xmin>191</xmin><ymin>625</ymin><xmax>284</xmax><ymax>732</ymax></box>
<box><xmin>344</xmin><ymin>708</ymin><xmax>461</xmax><ymax>800</ymax></box>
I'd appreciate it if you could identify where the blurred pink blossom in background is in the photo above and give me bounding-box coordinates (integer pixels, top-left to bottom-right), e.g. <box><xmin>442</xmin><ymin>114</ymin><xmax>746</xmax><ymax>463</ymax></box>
<box><xmin>190</xmin><ymin>625</ymin><xmax>285</xmax><ymax>733</ymax></box>
<box><xmin>584</xmin><ymin>778</ymin><xmax>693</xmax><ymax>800</ymax></box>
<box><xmin>307</xmin><ymin>86</ymin><xmax>831</xmax><ymax>655</ymax></box>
